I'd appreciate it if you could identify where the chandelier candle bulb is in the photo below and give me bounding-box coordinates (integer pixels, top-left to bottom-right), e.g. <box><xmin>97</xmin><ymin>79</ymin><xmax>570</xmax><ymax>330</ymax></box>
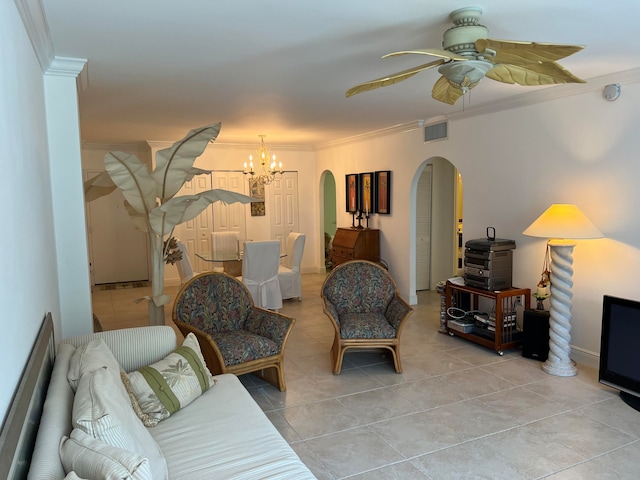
<box><xmin>242</xmin><ymin>134</ymin><xmax>283</xmax><ymax>185</ymax></box>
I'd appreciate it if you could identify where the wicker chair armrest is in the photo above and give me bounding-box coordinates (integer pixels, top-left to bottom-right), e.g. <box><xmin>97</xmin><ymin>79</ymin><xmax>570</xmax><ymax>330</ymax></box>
<box><xmin>322</xmin><ymin>298</ymin><xmax>340</xmax><ymax>326</ymax></box>
<box><xmin>174</xmin><ymin>319</ymin><xmax>226</xmax><ymax>375</ymax></box>
<box><xmin>385</xmin><ymin>295</ymin><xmax>413</xmax><ymax>331</ymax></box>
<box><xmin>245</xmin><ymin>307</ymin><xmax>295</xmax><ymax>347</ymax></box>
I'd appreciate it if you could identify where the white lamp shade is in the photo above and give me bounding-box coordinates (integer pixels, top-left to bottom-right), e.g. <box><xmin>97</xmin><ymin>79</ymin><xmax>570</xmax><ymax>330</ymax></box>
<box><xmin>523</xmin><ymin>204</ymin><xmax>604</xmax><ymax>239</ymax></box>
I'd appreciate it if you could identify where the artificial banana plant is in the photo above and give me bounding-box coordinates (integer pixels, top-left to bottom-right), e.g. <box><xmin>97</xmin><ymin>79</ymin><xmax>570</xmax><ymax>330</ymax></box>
<box><xmin>84</xmin><ymin>122</ymin><xmax>255</xmax><ymax>326</ymax></box>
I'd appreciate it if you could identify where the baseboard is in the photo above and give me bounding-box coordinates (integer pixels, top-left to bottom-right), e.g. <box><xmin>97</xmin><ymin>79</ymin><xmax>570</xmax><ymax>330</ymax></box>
<box><xmin>301</xmin><ymin>266</ymin><xmax>328</xmax><ymax>274</ymax></box>
<box><xmin>571</xmin><ymin>346</ymin><xmax>600</xmax><ymax>369</ymax></box>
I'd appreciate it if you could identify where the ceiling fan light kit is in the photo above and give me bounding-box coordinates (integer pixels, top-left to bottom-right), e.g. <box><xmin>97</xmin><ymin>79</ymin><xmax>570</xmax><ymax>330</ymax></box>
<box><xmin>346</xmin><ymin>6</ymin><xmax>586</xmax><ymax>105</ymax></box>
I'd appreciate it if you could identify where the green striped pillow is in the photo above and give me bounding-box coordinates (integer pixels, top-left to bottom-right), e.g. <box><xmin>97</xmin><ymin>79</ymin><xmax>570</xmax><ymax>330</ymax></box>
<box><xmin>123</xmin><ymin>333</ymin><xmax>216</xmax><ymax>427</ymax></box>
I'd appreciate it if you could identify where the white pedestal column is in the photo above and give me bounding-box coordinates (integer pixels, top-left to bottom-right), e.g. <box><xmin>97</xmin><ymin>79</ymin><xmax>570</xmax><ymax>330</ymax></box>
<box><xmin>542</xmin><ymin>239</ymin><xmax>578</xmax><ymax>377</ymax></box>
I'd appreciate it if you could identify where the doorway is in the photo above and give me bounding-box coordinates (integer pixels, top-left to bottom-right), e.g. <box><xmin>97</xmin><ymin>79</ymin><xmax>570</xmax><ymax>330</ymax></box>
<box><xmin>320</xmin><ymin>171</ymin><xmax>337</xmax><ymax>269</ymax></box>
<box><xmin>413</xmin><ymin>158</ymin><xmax>460</xmax><ymax>292</ymax></box>
<box><xmin>415</xmin><ymin>165</ymin><xmax>432</xmax><ymax>290</ymax></box>
<box><xmin>84</xmin><ymin>170</ymin><xmax>149</xmax><ymax>284</ymax></box>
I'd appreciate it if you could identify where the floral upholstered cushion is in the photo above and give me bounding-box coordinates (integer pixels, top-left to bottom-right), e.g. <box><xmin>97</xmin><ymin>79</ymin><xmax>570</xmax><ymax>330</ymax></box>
<box><xmin>339</xmin><ymin>312</ymin><xmax>396</xmax><ymax>339</ymax></box>
<box><xmin>213</xmin><ymin>330</ymin><xmax>280</xmax><ymax>366</ymax></box>
<box><xmin>322</xmin><ymin>261</ymin><xmax>396</xmax><ymax>316</ymax></box>
<box><xmin>173</xmin><ymin>273</ymin><xmax>253</xmax><ymax>333</ymax></box>
<box><xmin>123</xmin><ymin>333</ymin><xmax>216</xmax><ymax>427</ymax></box>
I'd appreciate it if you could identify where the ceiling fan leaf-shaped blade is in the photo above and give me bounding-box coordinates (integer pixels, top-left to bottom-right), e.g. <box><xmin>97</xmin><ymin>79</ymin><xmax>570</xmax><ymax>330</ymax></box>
<box><xmin>346</xmin><ymin>59</ymin><xmax>445</xmax><ymax>97</ymax></box>
<box><xmin>383</xmin><ymin>49</ymin><xmax>467</xmax><ymax>61</ymax></box>
<box><xmin>431</xmin><ymin>75</ymin><xmax>476</xmax><ymax>105</ymax></box>
<box><xmin>477</xmin><ymin>39</ymin><xmax>585</xmax><ymax>65</ymax></box>
<box><xmin>486</xmin><ymin>62</ymin><xmax>586</xmax><ymax>86</ymax></box>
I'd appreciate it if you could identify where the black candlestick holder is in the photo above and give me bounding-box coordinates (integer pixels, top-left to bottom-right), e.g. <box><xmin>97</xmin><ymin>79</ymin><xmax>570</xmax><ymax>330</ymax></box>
<box><xmin>355</xmin><ymin>210</ymin><xmax>364</xmax><ymax>229</ymax></box>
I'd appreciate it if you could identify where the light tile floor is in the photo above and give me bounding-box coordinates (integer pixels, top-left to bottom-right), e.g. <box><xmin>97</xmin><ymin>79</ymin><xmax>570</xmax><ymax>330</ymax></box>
<box><xmin>92</xmin><ymin>274</ymin><xmax>640</xmax><ymax>480</ymax></box>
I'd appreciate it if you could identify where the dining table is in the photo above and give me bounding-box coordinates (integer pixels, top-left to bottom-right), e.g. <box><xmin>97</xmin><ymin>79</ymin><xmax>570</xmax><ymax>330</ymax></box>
<box><xmin>195</xmin><ymin>252</ymin><xmax>243</xmax><ymax>276</ymax></box>
<box><xmin>195</xmin><ymin>251</ymin><xmax>286</xmax><ymax>277</ymax></box>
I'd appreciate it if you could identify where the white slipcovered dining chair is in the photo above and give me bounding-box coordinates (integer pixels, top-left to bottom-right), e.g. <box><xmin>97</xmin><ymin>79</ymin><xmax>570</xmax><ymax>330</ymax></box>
<box><xmin>212</xmin><ymin>232</ymin><xmax>239</xmax><ymax>259</ymax></box>
<box><xmin>211</xmin><ymin>231</ymin><xmax>240</xmax><ymax>273</ymax></box>
<box><xmin>278</xmin><ymin>232</ymin><xmax>305</xmax><ymax>301</ymax></box>
<box><xmin>241</xmin><ymin>240</ymin><xmax>283</xmax><ymax>311</ymax></box>
<box><xmin>175</xmin><ymin>240</ymin><xmax>196</xmax><ymax>285</ymax></box>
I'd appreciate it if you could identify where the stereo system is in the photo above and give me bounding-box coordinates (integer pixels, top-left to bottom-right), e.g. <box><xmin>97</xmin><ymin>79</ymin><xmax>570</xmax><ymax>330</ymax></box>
<box><xmin>464</xmin><ymin>227</ymin><xmax>515</xmax><ymax>291</ymax></box>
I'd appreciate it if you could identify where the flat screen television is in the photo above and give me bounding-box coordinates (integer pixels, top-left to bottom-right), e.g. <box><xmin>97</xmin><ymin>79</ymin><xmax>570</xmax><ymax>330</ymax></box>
<box><xmin>599</xmin><ymin>295</ymin><xmax>640</xmax><ymax>412</ymax></box>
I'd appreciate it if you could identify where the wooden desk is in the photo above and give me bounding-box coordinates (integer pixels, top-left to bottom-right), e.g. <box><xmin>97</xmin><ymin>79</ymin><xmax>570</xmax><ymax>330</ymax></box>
<box><xmin>330</xmin><ymin>228</ymin><xmax>380</xmax><ymax>268</ymax></box>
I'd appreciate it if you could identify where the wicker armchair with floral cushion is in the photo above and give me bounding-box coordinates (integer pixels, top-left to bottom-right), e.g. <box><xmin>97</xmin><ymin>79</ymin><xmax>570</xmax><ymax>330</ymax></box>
<box><xmin>172</xmin><ymin>272</ymin><xmax>295</xmax><ymax>391</ymax></box>
<box><xmin>321</xmin><ymin>260</ymin><xmax>413</xmax><ymax>374</ymax></box>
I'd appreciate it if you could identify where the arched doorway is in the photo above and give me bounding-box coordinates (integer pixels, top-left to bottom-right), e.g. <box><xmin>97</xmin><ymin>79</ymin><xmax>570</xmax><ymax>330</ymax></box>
<box><xmin>320</xmin><ymin>170</ymin><xmax>337</xmax><ymax>270</ymax></box>
<box><xmin>411</xmin><ymin>157</ymin><xmax>462</xmax><ymax>297</ymax></box>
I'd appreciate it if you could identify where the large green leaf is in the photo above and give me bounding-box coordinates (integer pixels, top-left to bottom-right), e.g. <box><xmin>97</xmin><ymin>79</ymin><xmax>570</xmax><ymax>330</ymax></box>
<box><xmin>83</xmin><ymin>171</ymin><xmax>117</xmax><ymax>202</ymax></box>
<box><xmin>104</xmin><ymin>152</ymin><xmax>156</xmax><ymax>215</ymax></box>
<box><xmin>152</xmin><ymin>123</ymin><xmax>222</xmax><ymax>202</ymax></box>
<box><xmin>147</xmin><ymin>189</ymin><xmax>256</xmax><ymax>237</ymax></box>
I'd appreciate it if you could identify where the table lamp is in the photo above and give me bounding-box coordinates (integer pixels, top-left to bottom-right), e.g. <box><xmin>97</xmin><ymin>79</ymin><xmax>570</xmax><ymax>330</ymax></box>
<box><xmin>523</xmin><ymin>204</ymin><xmax>604</xmax><ymax>376</ymax></box>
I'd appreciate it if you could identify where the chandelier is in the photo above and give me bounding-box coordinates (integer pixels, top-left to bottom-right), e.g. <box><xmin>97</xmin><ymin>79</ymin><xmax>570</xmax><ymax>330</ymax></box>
<box><xmin>243</xmin><ymin>135</ymin><xmax>283</xmax><ymax>185</ymax></box>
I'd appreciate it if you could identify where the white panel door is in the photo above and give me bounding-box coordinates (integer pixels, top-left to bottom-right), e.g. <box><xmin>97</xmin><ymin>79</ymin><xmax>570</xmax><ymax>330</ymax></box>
<box><xmin>212</xmin><ymin>172</ymin><xmax>247</xmax><ymax>239</ymax></box>
<box><xmin>269</xmin><ymin>172</ymin><xmax>299</xmax><ymax>252</ymax></box>
<box><xmin>84</xmin><ymin>170</ymin><xmax>149</xmax><ymax>284</ymax></box>
<box><xmin>174</xmin><ymin>174</ymin><xmax>214</xmax><ymax>273</ymax></box>
<box><xmin>416</xmin><ymin>165</ymin><xmax>432</xmax><ymax>290</ymax></box>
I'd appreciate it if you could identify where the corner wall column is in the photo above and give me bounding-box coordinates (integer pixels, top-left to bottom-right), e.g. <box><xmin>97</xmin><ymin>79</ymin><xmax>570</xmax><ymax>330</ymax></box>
<box><xmin>44</xmin><ymin>57</ymin><xmax>92</xmax><ymax>339</ymax></box>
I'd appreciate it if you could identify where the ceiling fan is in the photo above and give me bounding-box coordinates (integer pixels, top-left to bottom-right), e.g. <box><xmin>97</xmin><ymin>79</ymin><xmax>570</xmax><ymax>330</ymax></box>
<box><xmin>346</xmin><ymin>6</ymin><xmax>585</xmax><ymax>105</ymax></box>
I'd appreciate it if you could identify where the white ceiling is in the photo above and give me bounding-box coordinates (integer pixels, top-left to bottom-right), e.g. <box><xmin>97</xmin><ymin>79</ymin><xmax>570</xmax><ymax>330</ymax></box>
<box><xmin>40</xmin><ymin>0</ymin><xmax>640</xmax><ymax>146</ymax></box>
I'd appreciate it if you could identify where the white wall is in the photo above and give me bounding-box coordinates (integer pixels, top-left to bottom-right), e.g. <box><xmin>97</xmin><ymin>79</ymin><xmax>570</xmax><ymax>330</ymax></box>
<box><xmin>1</xmin><ymin>2</ymin><xmax>61</xmax><ymax>421</ymax></box>
<box><xmin>451</xmin><ymin>86</ymin><xmax>640</xmax><ymax>359</ymax></box>
<box><xmin>317</xmin><ymin>80</ymin><xmax>640</xmax><ymax>364</ymax></box>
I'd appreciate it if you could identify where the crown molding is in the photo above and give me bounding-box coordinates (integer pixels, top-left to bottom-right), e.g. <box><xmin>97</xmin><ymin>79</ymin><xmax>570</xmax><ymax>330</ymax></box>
<box><xmin>46</xmin><ymin>56</ymin><xmax>88</xmax><ymax>93</ymax></box>
<box><xmin>14</xmin><ymin>0</ymin><xmax>53</xmax><ymax>72</ymax></box>
<box><xmin>82</xmin><ymin>141</ymin><xmax>150</xmax><ymax>152</ymax></box>
<box><xmin>15</xmin><ymin>0</ymin><xmax>89</xmax><ymax>92</ymax></box>
<box><xmin>446</xmin><ymin>67</ymin><xmax>640</xmax><ymax>121</ymax></box>
<box><xmin>316</xmin><ymin>121</ymin><xmax>422</xmax><ymax>150</ymax></box>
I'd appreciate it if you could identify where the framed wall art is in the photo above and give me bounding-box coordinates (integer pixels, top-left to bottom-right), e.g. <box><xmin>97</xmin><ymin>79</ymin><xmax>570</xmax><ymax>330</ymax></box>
<box><xmin>359</xmin><ymin>172</ymin><xmax>374</xmax><ymax>215</ymax></box>
<box><xmin>345</xmin><ymin>173</ymin><xmax>359</xmax><ymax>213</ymax></box>
<box><xmin>249</xmin><ymin>179</ymin><xmax>266</xmax><ymax>216</ymax></box>
<box><xmin>375</xmin><ymin>170</ymin><xmax>391</xmax><ymax>214</ymax></box>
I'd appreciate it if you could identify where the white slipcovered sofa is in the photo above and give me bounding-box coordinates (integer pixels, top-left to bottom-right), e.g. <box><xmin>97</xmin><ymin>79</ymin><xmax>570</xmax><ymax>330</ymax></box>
<box><xmin>28</xmin><ymin>325</ymin><xmax>316</xmax><ymax>479</ymax></box>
